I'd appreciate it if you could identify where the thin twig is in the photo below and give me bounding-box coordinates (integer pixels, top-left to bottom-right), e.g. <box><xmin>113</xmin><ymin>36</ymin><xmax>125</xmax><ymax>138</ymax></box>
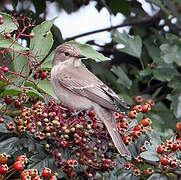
<box><xmin>66</xmin><ymin>12</ymin><xmax>162</xmax><ymax>40</ymax></box>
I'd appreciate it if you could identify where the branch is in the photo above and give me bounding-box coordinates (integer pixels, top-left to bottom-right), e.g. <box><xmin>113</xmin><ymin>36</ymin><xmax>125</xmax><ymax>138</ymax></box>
<box><xmin>66</xmin><ymin>12</ymin><xmax>161</xmax><ymax>40</ymax></box>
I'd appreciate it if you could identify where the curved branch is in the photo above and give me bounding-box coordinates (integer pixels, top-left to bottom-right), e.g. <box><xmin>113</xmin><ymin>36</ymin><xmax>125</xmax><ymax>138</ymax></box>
<box><xmin>66</xmin><ymin>12</ymin><xmax>162</xmax><ymax>40</ymax></box>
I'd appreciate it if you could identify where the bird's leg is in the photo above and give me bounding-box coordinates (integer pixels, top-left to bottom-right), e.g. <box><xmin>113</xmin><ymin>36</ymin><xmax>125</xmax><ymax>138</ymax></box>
<box><xmin>71</xmin><ymin>109</ymin><xmax>88</xmax><ymax>117</ymax></box>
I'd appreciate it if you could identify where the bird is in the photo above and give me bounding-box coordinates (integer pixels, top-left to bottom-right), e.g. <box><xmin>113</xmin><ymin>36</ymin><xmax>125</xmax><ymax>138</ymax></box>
<box><xmin>50</xmin><ymin>43</ymin><xmax>131</xmax><ymax>158</ymax></box>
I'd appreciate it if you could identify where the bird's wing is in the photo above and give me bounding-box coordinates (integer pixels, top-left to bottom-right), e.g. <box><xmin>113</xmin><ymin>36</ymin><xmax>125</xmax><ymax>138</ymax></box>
<box><xmin>57</xmin><ymin>65</ymin><xmax>129</xmax><ymax>111</ymax></box>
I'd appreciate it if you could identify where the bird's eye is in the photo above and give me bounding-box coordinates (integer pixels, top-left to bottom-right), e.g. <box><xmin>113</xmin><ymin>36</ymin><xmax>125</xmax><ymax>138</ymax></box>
<box><xmin>64</xmin><ymin>52</ymin><xmax>69</xmax><ymax>56</ymax></box>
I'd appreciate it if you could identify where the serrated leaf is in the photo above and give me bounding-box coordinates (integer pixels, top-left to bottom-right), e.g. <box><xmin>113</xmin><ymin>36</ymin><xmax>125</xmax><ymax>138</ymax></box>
<box><xmin>29</xmin><ymin>152</ymin><xmax>55</xmax><ymax>172</ymax></box>
<box><xmin>160</xmin><ymin>43</ymin><xmax>181</xmax><ymax>66</ymax></box>
<box><xmin>11</xmin><ymin>53</ymin><xmax>28</xmax><ymax>74</ymax></box>
<box><xmin>152</xmin><ymin>66</ymin><xmax>178</xmax><ymax>81</ymax></box>
<box><xmin>168</xmin><ymin>76</ymin><xmax>181</xmax><ymax>90</ymax></box>
<box><xmin>112</xmin><ymin>30</ymin><xmax>142</xmax><ymax>58</ymax></box>
<box><xmin>0</xmin><ymin>13</ymin><xmax>17</xmax><ymax>33</ymax></box>
<box><xmin>167</xmin><ymin>91</ymin><xmax>181</xmax><ymax>118</ymax></box>
<box><xmin>30</xmin><ymin>18</ymin><xmax>57</xmax><ymax>62</ymax></box>
<box><xmin>0</xmin><ymin>115</ymin><xmax>14</xmax><ymax>133</ymax></box>
<box><xmin>140</xmin><ymin>150</ymin><xmax>159</xmax><ymax>161</ymax></box>
<box><xmin>68</xmin><ymin>41</ymin><xmax>110</xmax><ymax>61</ymax></box>
<box><xmin>0</xmin><ymin>137</ymin><xmax>19</xmax><ymax>154</ymax></box>
<box><xmin>0</xmin><ymin>36</ymin><xmax>28</xmax><ymax>51</ymax></box>
<box><xmin>37</xmin><ymin>80</ymin><xmax>57</xmax><ymax>99</ymax></box>
<box><xmin>147</xmin><ymin>173</ymin><xmax>168</xmax><ymax>180</ymax></box>
<box><xmin>111</xmin><ymin>66</ymin><xmax>132</xmax><ymax>89</ymax></box>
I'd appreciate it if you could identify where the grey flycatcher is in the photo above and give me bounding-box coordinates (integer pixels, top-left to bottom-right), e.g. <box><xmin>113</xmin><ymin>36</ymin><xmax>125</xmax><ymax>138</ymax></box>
<box><xmin>51</xmin><ymin>43</ymin><xmax>131</xmax><ymax>158</ymax></box>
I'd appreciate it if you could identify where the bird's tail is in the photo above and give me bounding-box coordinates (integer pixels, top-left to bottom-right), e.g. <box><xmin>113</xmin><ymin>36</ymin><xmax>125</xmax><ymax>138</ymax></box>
<box><xmin>98</xmin><ymin>107</ymin><xmax>131</xmax><ymax>158</ymax></box>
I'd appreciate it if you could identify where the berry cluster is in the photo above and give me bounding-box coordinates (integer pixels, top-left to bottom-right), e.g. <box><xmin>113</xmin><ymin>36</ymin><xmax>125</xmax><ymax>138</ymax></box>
<box><xmin>0</xmin><ymin>153</ymin><xmax>57</xmax><ymax>180</ymax></box>
<box><xmin>156</xmin><ymin>122</ymin><xmax>181</xmax><ymax>171</ymax></box>
<box><xmin>1</xmin><ymin>94</ymin><xmax>156</xmax><ymax>179</ymax></box>
<box><xmin>118</xmin><ymin>96</ymin><xmax>153</xmax><ymax>146</ymax></box>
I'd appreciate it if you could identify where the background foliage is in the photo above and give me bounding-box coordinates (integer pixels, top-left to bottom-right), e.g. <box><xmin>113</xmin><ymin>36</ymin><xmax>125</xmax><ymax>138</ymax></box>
<box><xmin>0</xmin><ymin>0</ymin><xmax>181</xmax><ymax>180</ymax></box>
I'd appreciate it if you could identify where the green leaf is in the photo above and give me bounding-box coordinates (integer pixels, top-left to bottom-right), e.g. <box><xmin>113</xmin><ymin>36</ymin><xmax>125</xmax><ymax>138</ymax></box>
<box><xmin>37</xmin><ymin>80</ymin><xmax>57</xmax><ymax>99</ymax></box>
<box><xmin>147</xmin><ymin>173</ymin><xmax>167</xmax><ymax>180</ymax></box>
<box><xmin>160</xmin><ymin>43</ymin><xmax>181</xmax><ymax>66</ymax></box>
<box><xmin>112</xmin><ymin>30</ymin><xmax>142</xmax><ymax>58</ymax></box>
<box><xmin>167</xmin><ymin>91</ymin><xmax>181</xmax><ymax>118</ymax></box>
<box><xmin>0</xmin><ymin>36</ymin><xmax>28</xmax><ymax>51</ymax></box>
<box><xmin>30</xmin><ymin>18</ymin><xmax>57</xmax><ymax>62</ymax></box>
<box><xmin>40</xmin><ymin>50</ymin><xmax>55</xmax><ymax>70</ymax></box>
<box><xmin>140</xmin><ymin>150</ymin><xmax>159</xmax><ymax>162</ymax></box>
<box><xmin>0</xmin><ymin>13</ymin><xmax>17</xmax><ymax>33</ymax></box>
<box><xmin>68</xmin><ymin>41</ymin><xmax>110</xmax><ymax>61</ymax></box>
<box><xmin>152</xmin><ymin>66</ymin><xmax>178</xmax><ymax>81</ymax></box>
<box><xmin>11</xmin><ymin>53</ymin><xmax>28</xmax><ymax>75</ymax></box>
<box><xmin>1</xmin><ymin>86</ymin><xmax>43</xmax><ymax>99</ymax></box>
<box><xmin>0</xmin><ymin>137</ymin><xmax>19</xmax><ymax>154</ymax></box>
<box><xmin>1</xmin><ymin>88</ymin><xmax>21</xmax><ymax>97</ymax></box>
<box><xmin>168</xmin><ymin>76</ymin><xmax>181</xmax><ymax>90</ymax></box>
<box><xmin>0</xmin><ymin>115</ymin><xmax>14</xmax><ymax>133</ymax></box>
<box><xmin>109</xmin><ymin>0</ymin><xmax>130</xmax><ymax>16</ymax></box>
<box><xmin>29</xmin><ymin>152</ymin><xmax>55</xmax><ymax>173</ymax></box>
<box><xmin>111</xmin><ymin>66</ymin><xmax>132</xmax><ymax>89</ymax></box>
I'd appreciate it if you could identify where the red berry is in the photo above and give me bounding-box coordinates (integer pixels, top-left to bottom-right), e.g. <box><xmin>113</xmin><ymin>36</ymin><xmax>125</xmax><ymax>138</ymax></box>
<box><xmin>5</xmin><ymin>33</ymin><xmax>11</xmax><ymax>39</ymax></box>
<box><xmin>49</xmin><ymin>176</ymin><xmax>58</xmax><ymax>180</ymax></box>
<box><xmin>59</xmin><ymin>140</ymin><xmax>69</xmax><ymax>148</ymax></box>
<box><xmin>124</xmin><ymin>161</ymin><xmax>133</xmax><ymax>170</ymax></box>
<box><xmin>132</xmin><ymin>130</ymin><xmax>142</xmax><ymax>138</ymax></box>
<box><xmin>33</xmin><ymin>103</ymin><xmax>38</xmax><ymax>109</ymax></box>
<box><xmin>120</xmin><ymin>122</ymin><xmax>129</xmax><ymax>129</ymax></box>
<box><xmin>176</xmin><ymin>122</ymin><xmax>181</xmax><ymax>132</ymax></box>
<box><xmin>14</xmin><ymin>101</ymin><xmax>22</xmax><ymax>108</ymax></box>
<box><xmin>0</xmin><ymin>117</ymin><xmax>4</xmax><ymax>123</ymax></box>
<box><xmin>0</xmin><ymin>19</ymin><xmax>3</xmax><ymax>24</ymax></box>
<box><xmin>173</xmin><ymin>140</ymin><xmax>180</xmax><ymax>151</ymax></box>
<box><xmin>145</xmin><ymin>99</ymin><xmax>155</xmax><ymax>107</ymax></box>
<box><xmin>134</xmin><ymin>95</ymin><xmax>143</xmax><ymax>103</ymax></box>
<box><xmin>123</xmin><ymin>136</ymin><xmax>132</xmax><ymax>145</ymax></box>
<box><xmin>132</xmin><ymin>105</ymin><xmax>142</xmax><ymax>113</ymax></box>
<box><xmin>157</xmin><ymin>145</ymin><xmax>165</xmax><ymax>154</ymax></box>
<box><xmin>66</xmin><ymin>159</ymin><xmax>78</xmax><ymax>168</ymax></box>
<box><xmin>3</xmin><ymin>66</ymin><xmax>8</xmax><ymax>72</ymax></box>
<box><xmin>88</xmin><ymin>109</ymin><xmax>95</xmax><ymax>117</ymax></box>
<box><xmin>42</xmin><ymin>167</ymin><xmax>51</xmax><ymax>178</ymax></box>
<box><xmin>141</xmin><ymin>118</ymin><xmax>151</xmax><ymax>126</ymax></box>
<box><xmin>40</xmin><ymin>71</ymin><xmax>47</xmax><ymax>79</ymax></box>
<box><xmin>29</xmin><ymin>32</ymin><xmax>35</xmax><ymax>38</ymax></box>
<box><xmin>16</xmin><ymin>155</ymin><xmax>27</xmax><ymax>162</ymax></box>
<box><xmin>5</xmin><ymin>95</ymin><xmax>13</xmax><ymax>105</ymax></box>
<box><xmin>134</xmin><ymin>124</ymin><xmax>142</xmax><ymax>131</ymax></box>
<box><xmin>87</xmin><ymin>173</ymin><xmax>93</xmax><ymax>178</ymax></box>
<box><xmin>144</xmin><ymin>168</ymin><xmax>154</xmax><ymax>176</ymax></box>
<box><xmin>160</xmin><ymin>156</ymin><xmax>169</xmax><ymax>166</ymax></box>
<box><xmin>128</xmin><ymin>110</ymin><xmax>137</xmax><ymax>119</ymax></box>
<box><xmin>169</xmin><ymin>158</ymin><xmax>178</xmax><ymax>168</ymax></box>
<box><xmin>0</xmin><ymin>164</ymin><xmax>8</xmax><ymax>174</ymax></box>
<box><xmin>141</xmin><ymin>104</ymin><xmax>151</xmax><ymax>113</ymax></box>
<box><xmin>13</xmin><ymin>161</ymin><xmax>24</xmax><ymax>171</ymax></box>
<box><xmin>0</xmin><ymin>15</ymin><xmax>3</xmax><ymax>20</ymax></box>
<box><xmin>51</xmin><ymin>106</ymin><xmax>58</xmax><ymax>112</ymax></box>
<box><xmin>0</xmin><ymin>153</ymin><xmax>8</xmax><ymax>164</ymax></box>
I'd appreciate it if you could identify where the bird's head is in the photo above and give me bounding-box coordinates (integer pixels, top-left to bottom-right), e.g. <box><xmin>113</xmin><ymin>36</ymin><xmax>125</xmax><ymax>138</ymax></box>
<box><xmin>53</xmin><ymin>43</ymin><xmax>85</xmax><ymax>66</ymax></box>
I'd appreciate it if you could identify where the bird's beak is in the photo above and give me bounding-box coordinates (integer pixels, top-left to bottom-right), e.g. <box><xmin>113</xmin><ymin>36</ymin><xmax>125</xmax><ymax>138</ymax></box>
<box><xmin>74</xmin><ymin>54</ymin><xmax>86</xmax><ymax>59</ymax></box>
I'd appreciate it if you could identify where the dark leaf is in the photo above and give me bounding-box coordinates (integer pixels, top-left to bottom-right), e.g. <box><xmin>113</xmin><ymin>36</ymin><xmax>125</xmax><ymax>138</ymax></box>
<box><xmin>112</xmin><ymin>30</ymin><xmax>142</xmax><ymax>58</ymax></box>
